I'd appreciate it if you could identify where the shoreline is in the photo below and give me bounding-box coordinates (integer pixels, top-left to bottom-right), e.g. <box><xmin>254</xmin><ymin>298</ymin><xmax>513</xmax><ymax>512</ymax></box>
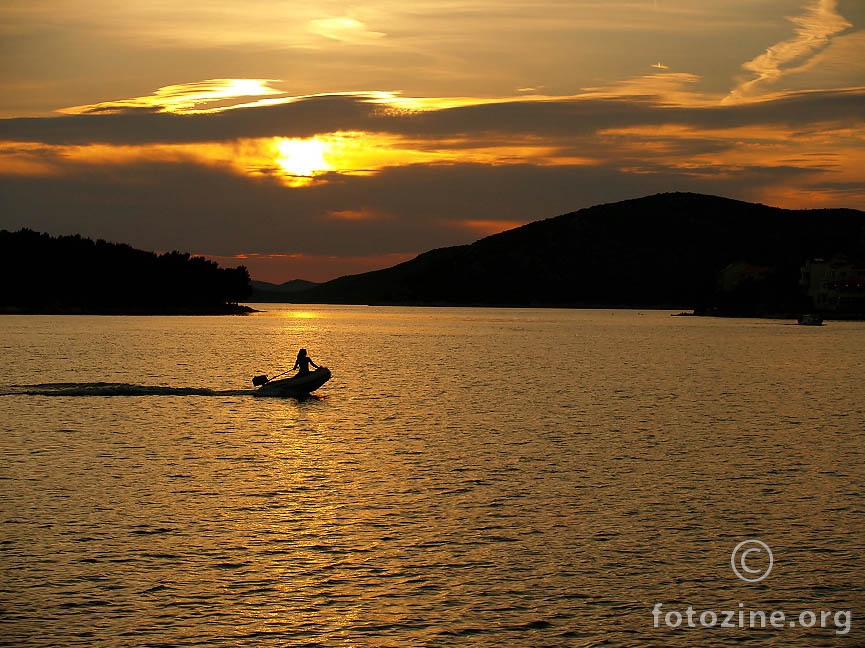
<box><xmin>3</xmin><ymin>302</ymin><xmax>862</xmax><ymax>321</ymax></box>
<box><xmin>0</xmin><ymin>304</ymin><xmax>258</xmax><ymax>316</ymax></box>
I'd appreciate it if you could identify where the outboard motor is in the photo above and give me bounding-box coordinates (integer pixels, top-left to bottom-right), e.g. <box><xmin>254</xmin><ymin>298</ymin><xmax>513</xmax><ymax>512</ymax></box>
<box><xmin>252</xmin><ymin>374</ymin><xmax>269</xmax><ymax>386</ymax></box>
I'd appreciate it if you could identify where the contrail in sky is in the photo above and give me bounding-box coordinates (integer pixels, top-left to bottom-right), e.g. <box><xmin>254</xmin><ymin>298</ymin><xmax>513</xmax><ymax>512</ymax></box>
<box><xmin>726</xmin><ymin>0</ymin><xmax>852</xmax><ymax>102</ymax></box>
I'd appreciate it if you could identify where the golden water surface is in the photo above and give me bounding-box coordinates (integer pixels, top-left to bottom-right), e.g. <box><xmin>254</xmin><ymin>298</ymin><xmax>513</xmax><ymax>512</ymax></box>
<box><xmin>1</xmin><ymin>307</ymin><xmax>863</xmax><ymax>646</ymax></box>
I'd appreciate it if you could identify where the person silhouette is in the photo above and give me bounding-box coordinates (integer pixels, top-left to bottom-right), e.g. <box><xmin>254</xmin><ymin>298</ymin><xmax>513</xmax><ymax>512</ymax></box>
<box><xmin>293</xmin><ymin>348</ymin><xmax>319</xmax><ymax>376</ymax></box>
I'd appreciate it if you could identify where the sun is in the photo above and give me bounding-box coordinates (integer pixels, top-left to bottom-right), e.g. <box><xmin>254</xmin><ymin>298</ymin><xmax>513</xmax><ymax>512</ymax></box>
<box><xmin>275</xmin><ymin>137</ymin><xmax>330</xmax><ymax>181</ymax></box>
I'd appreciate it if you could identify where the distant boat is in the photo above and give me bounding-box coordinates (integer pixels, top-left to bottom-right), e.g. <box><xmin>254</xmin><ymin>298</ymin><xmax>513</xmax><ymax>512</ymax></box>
<box><xmin>797</xmin><ymin>314</ymin><xmax>824</xmax><ymax>326</ymax></box>
<box><xmin>253</xmin><ymin>367</ymin><xmax>332</xmax><ymax>396</ymax></box>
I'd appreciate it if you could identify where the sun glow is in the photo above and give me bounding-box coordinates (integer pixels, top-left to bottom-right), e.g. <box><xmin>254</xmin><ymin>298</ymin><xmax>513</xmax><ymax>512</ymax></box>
<box><xmin>9</xmin><ymin>121</ymin><xmax>856</xmax><ymax>200</ymax></box>
<box><xmin>275</xmin><ymin>138</ymin><xmax>330</xmax><ymax>183</ymax></box>
<box><xmin>0</xmin><ymin>131</ymin><xmax>615</xmax><ymax>184</ymax></box>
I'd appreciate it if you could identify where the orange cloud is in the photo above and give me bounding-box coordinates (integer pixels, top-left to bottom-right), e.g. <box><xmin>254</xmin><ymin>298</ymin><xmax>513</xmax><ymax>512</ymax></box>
<box><xmin>582</xmin><ymin>72</ymin><xmax>709</xmax><ymax>106</ymax></box>
<box><xmin>3</xmin><ymin>82</ymin><xmax>863</xmax><ymax>216</ymax></box>
<box><xmin>0</xmin><ymin>130</ymin><xmax>597</xmax><ymax>185</ymax></box>
<box><xmin>324</xmin><ymin>208</ymin><xmax>392</xmax><ymax>221</ymax></box>
<box><xmin>202</xmin><ymin>251</ymin><xmax>417</xmax><ymax>283</ymax></box>
<box><xmin>454</xmin><ymin>219</ymin><xmax>525</xmax><ymax>236</ymax></box>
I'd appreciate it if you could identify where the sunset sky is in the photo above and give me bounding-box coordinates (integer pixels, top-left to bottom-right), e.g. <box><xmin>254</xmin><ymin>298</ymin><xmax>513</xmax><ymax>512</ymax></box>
<box><xmin>1</xmin><ymin>0</ymin><xmax>863</xmax><ymax>282</ymax></box>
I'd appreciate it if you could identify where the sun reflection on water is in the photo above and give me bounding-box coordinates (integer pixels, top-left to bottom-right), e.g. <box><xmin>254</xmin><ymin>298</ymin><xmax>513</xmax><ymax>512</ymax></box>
<box><xmin>281</xmin><ymin>311</ymin><xmax>321</xmax><ymax>319</ymax></box>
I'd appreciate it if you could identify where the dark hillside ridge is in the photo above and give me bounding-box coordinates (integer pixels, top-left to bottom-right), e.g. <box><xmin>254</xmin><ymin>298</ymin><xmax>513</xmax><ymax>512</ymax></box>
<box><xmin>289</xmin><ymin>193</ymin><xmax>865</xmax><ymax>316</ymax></box>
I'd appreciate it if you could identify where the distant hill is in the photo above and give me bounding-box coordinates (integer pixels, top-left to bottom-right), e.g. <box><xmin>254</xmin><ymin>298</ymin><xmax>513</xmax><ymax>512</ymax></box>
<box><xmin>250</xmin><ymin>279</ymin><xmax>320</xmax><ymax>302</ymax></box>
<box><xmin>286</xmin><ymin>193</ymin><xmax>865</xmax><ymax>317</ymax></box>
<box><xmin>0</xmin><ymin>229</ymin><xmax>253</xmax><ymax>314</ymax></box>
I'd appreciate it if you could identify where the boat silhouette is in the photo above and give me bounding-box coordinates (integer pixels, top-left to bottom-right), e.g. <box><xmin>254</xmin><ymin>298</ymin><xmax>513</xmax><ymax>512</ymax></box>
<box><xmin>252</xmin><ymin>367</ymin><xmax>332</xmax><ymax>396</ymax></box>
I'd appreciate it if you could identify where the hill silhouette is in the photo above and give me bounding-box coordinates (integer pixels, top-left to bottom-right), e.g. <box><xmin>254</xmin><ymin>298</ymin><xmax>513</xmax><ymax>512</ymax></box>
<box><xmin>0</xmin><ymin>229</ymin><xmax>252</xmax><ymax>314</ymax></box>
<box><xmin>288</xmin><ymin>193</ymin><xmax>865</xmax><ymax>316</ymax></box>
<box><xmin>250</xmin><ymin>279</ymin><xmax>320</xmax><ymax>302</ymax></box>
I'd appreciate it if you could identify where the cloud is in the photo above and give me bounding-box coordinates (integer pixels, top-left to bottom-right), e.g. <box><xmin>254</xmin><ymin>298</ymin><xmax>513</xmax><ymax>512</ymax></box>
<box><xmin>307</xmin><ymin>17</ymin><xmax>386</xmax><ymax>44</ymax></box>
<box><xmin>763</xmin><ymin>29</ymin><xmax>865</xmax><ymax>92</ymax></box>
<box><xmin>4</xmin><ymin>82</ymin><xmax>863</xmax><ymax>153</ymax></box>
<box><xmin>4</xmin><ymin>85</ymin><xmax>862</xmax><ymax>206</ymax></box>
<box><xmin>59</xmin><ymin>79</ymin><xmax>283</xmax><ymax>115</ymax></box>
<box><xmin>727</xmin><ymin>0</ymin><xmax>853</xmax><ymax>102</ymax></box>
<box><xmin>324</xmin><ymin>208</ymin><xmax>396</xmax><ymax>222</ymax></box>
<box><xmin>5</xmin><ymin>0</ymin><xmax>862</xmax><ymax>125</ymax></box>
<box><xmin>2</xmin><ymin>61</ymin><xmax>864</xmax><ymax>281</ymax></box>
<box><xmin>2</xmin><ymin>82</ymin><xmax>863</xmax><ymax>204</ymax></box>
<box><xmin>582</xmin><ymin>72</ymin><xmax>704</xmax><ymax>105</ymax></box>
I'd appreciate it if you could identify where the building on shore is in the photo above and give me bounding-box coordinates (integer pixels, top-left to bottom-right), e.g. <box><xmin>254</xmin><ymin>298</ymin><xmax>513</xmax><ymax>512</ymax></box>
<box><xmin>800</xmin><ymin>256</ymin><xmax>865</xmax><ymax>316</ymax></box>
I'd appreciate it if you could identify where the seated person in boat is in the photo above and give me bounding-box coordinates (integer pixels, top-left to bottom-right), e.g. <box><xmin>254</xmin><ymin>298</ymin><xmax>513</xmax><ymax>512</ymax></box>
<box><xmin>293</xmin><ymin>348</ymin><xmax>319</xmax><ymax>376</ymax></box>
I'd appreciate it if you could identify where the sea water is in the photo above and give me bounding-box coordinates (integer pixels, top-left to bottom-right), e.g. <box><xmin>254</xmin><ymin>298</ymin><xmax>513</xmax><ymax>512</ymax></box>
<box><xmin>1</xmin><ymin>306</ymin><xmax>863</xmax><ymax>647</ymax></box>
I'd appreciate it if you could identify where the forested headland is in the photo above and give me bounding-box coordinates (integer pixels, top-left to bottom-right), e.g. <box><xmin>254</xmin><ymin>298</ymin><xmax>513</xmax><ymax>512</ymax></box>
<box><xmin>0</xmin><ymin>229</ymin><xmax>252</xmax><ymax>314</ymax></box>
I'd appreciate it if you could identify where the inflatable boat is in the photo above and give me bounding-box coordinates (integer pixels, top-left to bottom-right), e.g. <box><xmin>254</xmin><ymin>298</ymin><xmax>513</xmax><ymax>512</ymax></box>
<box><xmin>253</xmin><ymin>367</ymin><xmax>331</xmax><ymax>397</ymax></box>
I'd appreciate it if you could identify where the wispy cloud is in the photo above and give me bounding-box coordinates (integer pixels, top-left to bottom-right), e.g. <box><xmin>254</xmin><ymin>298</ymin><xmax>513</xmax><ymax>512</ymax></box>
<box><xmin>582</xmin><ymin>72</ymin><xmax>706</xmax><ymax>105</ymax></box>
<box><xmin>4</xmin><ymin>1</ymin><xmax>862</xmax><ymax>122</ymax></box>
<box><xmin>59</xmin><ymin>79</ymin><xmax>283</xmax><ymax>115</ymax></box>
<box><xmin>324</xmin><ymin>208</ymin><xmax>394</xmax><ymax>222</ymax></box>
<box><xmin>307</xmin><ymin>17</ymin><xmax>386</xmax><ymax>44</ymax></box>
<box><xmin>727</xmin><ymin>0</ymin><xmax>853</xmax><ymax>102</ymax></box>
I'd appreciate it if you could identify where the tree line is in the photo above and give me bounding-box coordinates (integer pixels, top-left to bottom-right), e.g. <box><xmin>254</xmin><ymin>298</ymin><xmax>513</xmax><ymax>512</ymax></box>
<box><xmin>0</xmin><ymin>229</ymin><xmax>252</xmax><ymax>314</ymax></box>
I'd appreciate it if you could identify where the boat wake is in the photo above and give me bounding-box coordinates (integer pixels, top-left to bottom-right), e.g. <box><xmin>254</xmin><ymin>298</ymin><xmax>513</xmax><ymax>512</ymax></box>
<box><xmin>0</xmin><ymin>382</ymin><xmax>257</xmax><ymax>397</ymax></box>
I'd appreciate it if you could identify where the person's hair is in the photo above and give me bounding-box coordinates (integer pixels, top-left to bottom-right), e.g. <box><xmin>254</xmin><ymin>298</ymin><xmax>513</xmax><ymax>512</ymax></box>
<box><xmin>297</xmin><ymin>348</ymin><xmax>307</xmax><ymax>357</ymax></box>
